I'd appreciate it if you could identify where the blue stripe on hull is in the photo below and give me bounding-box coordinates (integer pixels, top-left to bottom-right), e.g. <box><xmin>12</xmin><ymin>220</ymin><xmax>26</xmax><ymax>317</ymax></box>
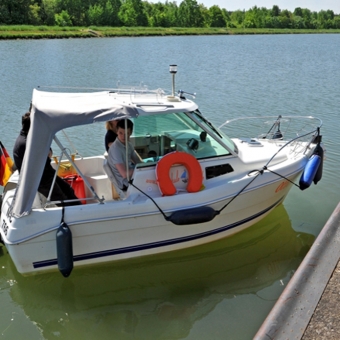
<box><xmin>33</xmin><ymin>199</ymin><xmax>282</xmax><ymax>269</ymax></box>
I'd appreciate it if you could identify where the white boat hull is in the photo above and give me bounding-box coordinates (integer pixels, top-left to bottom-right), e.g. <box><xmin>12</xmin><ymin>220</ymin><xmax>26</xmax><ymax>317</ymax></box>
<box><xmin>1</xmin><ymin>171</ymin><xmax>295</xmax><ymax>275</ymax></box>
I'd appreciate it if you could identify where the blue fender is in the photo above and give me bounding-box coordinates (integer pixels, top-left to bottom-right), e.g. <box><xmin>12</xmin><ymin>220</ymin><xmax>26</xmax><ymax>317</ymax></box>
<box><xmin>299</xmin><ymin>154</ymin><xmax>321</xmax><ymax>191</ymax></box>
<box><xmin>313</xmin><ymin>144</ymin><xmax>324</xmax><ymax>185</ymax></box>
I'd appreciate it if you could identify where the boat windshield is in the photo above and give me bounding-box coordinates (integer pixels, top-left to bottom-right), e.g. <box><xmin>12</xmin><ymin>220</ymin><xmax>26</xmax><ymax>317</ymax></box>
<box><xmin>131</xmin><ymin>111</ymin><xmax>234</xmax><ymax>162</ymax></box>
<box><xmin>190</xmin><ymin>110</ymin><xmax>237</xmax><ymax>153</ymax></box>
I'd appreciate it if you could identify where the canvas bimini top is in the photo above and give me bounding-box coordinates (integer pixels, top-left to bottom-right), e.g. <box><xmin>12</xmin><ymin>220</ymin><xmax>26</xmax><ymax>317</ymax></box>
<box><xmin>11</xmin><ymin>88</ymin><xmax>199</xmax><ymax>217</ymax></box>
<box><xmin>12</xmin><ymin>89</ymin><xmax>140</xmax><ymax>217</ymax></box>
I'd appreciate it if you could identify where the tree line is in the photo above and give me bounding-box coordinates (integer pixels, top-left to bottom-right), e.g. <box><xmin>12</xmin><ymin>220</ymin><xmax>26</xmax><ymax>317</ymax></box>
<box><xmin>0</xmin><ymin>0</ymin><xmax>339</xmax><ymax>29</ymax></box>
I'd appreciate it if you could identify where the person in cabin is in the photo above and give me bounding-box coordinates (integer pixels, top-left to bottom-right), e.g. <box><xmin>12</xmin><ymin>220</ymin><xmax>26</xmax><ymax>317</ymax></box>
<box><xmin>107</xmin><ymin>119</ymin><xmax>142</xmax><ymax>190</ymax></box>
<box><xmin>104</xmin><ymin>120</ymin><xmax>119</xmax><ymax>152</ymax></box>
<box><xmin>13</xmin><ymin>111</ymin><xmax>81</xmax><ymax>206</ymax></box>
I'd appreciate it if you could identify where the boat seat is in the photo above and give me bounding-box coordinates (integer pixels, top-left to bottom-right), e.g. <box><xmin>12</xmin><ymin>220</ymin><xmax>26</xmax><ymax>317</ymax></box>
<box><xmin>103</xmin><ymin>159</ymin><xmax>125</xmax><ymax>199</ymax></box>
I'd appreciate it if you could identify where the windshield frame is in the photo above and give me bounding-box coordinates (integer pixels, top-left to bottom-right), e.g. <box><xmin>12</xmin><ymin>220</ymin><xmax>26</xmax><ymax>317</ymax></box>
<box><xmin>186</xmin><ymin>110</ymin><xmax>238</xmax><ymax>156</ymax></box>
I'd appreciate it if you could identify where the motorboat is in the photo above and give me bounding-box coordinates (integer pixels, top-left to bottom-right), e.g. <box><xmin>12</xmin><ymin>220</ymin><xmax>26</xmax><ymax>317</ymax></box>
<box><xmin>2</xmin><ymin>204</ymin><xmax>314</xmax><ymax>339</ymax></box>
<box><xmin>0</xmin><ymin>65</ymin><xmax>324</xmax><ymax>276</ymax></box>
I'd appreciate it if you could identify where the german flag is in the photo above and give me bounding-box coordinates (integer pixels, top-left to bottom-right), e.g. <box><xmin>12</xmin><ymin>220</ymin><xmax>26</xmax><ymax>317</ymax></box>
<box><xmin>0</xmin><ymin>141</ymin><xmax>14</xmax><ymax>187</ymax></box>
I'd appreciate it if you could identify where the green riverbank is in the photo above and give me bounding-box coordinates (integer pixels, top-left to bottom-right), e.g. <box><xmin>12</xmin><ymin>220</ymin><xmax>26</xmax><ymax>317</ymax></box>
<box><xmin>1</xmin><ymin>26</ymin><xmax>340</xmax><ymax>39</ymax></box>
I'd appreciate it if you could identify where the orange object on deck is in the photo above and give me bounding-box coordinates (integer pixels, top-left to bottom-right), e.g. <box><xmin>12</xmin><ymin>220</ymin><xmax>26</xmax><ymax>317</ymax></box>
<box><xmin>64</xmin><ymin>175</ymin><xmax>86</xmax><ymax>204</ymax></box>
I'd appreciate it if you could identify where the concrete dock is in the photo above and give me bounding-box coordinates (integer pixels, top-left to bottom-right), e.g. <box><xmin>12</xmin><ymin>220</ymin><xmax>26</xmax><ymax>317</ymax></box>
<box><xmin>302</xmin><ymin>260</ymin><xmax>340</xmax><ymax>339</ymax></box>
<box><xmin>254</xmin><ymin>202</ymin><xmax>340</xmax><ymax>340</ymax></box>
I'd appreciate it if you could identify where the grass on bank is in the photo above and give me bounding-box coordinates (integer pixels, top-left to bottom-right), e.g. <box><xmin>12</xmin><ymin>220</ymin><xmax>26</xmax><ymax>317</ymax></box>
<box><xmin>0</xmin><ymin>25</ymin><xmax>340</xmax><ymax>39</ymax></box>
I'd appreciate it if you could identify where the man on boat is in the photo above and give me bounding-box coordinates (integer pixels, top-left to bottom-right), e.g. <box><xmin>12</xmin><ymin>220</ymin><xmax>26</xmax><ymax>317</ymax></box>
<box><xmin>13</xmin><ymin>112</ymin><xmax>80</xmax><ymax>206</ymax></box>
<box><xmin>107</xmin><ymin>119</ymin><xmax>142</xmax><ymax>190</ymax></box>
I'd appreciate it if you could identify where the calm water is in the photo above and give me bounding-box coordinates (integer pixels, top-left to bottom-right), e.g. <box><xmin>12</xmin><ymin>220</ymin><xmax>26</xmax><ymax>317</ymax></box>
<box><xmin>0</xmin><ymin>34</ymin><xmax>339</xmax><ymax>339</ymax></box>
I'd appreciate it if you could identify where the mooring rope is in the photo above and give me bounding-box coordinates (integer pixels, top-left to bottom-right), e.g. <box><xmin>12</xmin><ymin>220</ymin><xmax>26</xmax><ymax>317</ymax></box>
<box><xmin>130</xmin><ymin>182</ymin><xmax>170</xmax><ymax>220</ymax></box>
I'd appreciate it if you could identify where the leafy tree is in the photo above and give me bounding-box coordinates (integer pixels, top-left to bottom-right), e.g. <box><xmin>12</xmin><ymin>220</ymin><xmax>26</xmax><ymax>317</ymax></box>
<box><xmin>41</xmin><ymin>0</ymin><xmax>57</xmax><ymax>25</ymax></box>
<box><xmin>269</xmin><ymin>16</ymin><xmax>281</xmax><ymax>28</ymax></box>
<box><xmin>271</xmin><ymin>5</ymin><xmax>280</xmax><ymax>17</ymax></box>
<box><xmin>0</xmin><ymin>4</ymin><xmax>10</xmax><ymax>24</ymax></box>
<box><xmin>318</xmin><ymin>10</ymin><xmax>335</xmax><ymax>28</ymax></box>
<box><xmin>101</xmin><ymin>0</ymin><xmax>121</xmax><ymax>26</ymax></box>
<box><xmin>261</xmin><ymin>8</ymin><xmax>274</xmax><ymax>28</ymax></box>
<box><xmin>118</xmin><ymin>0</ymin><xmax>147</xmax><ymax>26</ymax></box>
<box><xmin>326</xmin><ymin>9</ymin><xmax>335</xmax><ymax>20</ymax></box>
<box><xmin>244</xmin><ymin>7</ymin><xmax>257</xmax><ymax>28</ymax></box>
<box><xmin>244</xmin><ymin>6</ymin><xmax>267</xmax><ymax>28</ymax></box>
<box><xmin>301</xmin><ymin>8</ymin><xmax>312</xmax><ymax>28</ymax></box>
<box><xmin>279</xmin><ymin>9</ymin><xmax>293</xmax><ymax>28</ymax></box>
<box><xmin>88</xmin><ymin>4</ymin><xmax>104</xmax><ymax>25</ymax></box>
<box><xmin>230</xmin><ymin>9</ymin><xmax>245</xmax><ymax>27</ymax></box>
<box><xmin>178</xmin><ymin>0</ymin><xmax>204</xmax><ymax>27</ymax></box>
<box><xmin>1</xmin><ymin>0</ymin><xmax>31</xmax><ymax>24</ymax></box>
<box><xmin>55</xmin><ymin>9</ymin><xmax>72</xmax><ymax>26</ymax></box>
<box><xmin>56</xmin><ymin>0</ymin><xmax>86</xmax><ymax>25</ymax></box>
<box><xmin>29</xmin><ymin>3</ymin><xmax>42</xmax><ymax>25</ymax></box>
<box><xmin>0</xmin><ymin>0</ymin><xmax>339</xmax><ymax>30</ymax></box>
<box><xmin>293</xmin><ymin>7</ymin><xmax>303</xmax><ymax>17</ymax></box>
<box><xmin>280</xmin><ymin>9</ymin><xmax>291</xmax><ymax>18</ymax></box>
<box><xmin>119</xmin><ymin>4</ymin><xmax>137</xmax><ymax>26</ymax></box>
<box><xmin>208</xmin><ymin>5</ymin><xmax>226</xmax><ymax>27</ymax></box>
<box><xmin>145</xmin><ymin>2</ymin><xmax>169</xmax><ymax>27</ymax></box>
<box><xmin>334</xmin><ymin>16</ymin><xmax>340</xmax><ymax>28</ymax></box>
<box><xmin>292</xmin><ymin>16</ymin><xmax>305</xmax><ymax>29</ymax></box>
<box><xmin>199</xmin><ymin>4</ymin><xmax>210</xmax><ymax>27</ymax></box>
<box><xmin>221</xmin><ymin>8</ymin><xmax>230</xmax><ymax>26</ymax></box>
<box><xmin>134</xmin><ymin>0</ymin><xmax>148</xmax><ymax>26</ymax></box>
<box><xmin>163</xmin><ymin>1</ymin><xmax>179</xmax><ymax>27</ymax></box>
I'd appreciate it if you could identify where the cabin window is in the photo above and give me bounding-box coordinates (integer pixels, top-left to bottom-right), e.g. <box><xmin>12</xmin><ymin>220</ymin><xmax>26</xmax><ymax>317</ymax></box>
<box><xmin>205</xmin><ymin>163</ymin><xmax>234</xmax><ymax>179</ymax></box>
<box><xmin>131</xmin><ymin>111</ymin><xmax>233</xmax><ymax>162</ymax></box>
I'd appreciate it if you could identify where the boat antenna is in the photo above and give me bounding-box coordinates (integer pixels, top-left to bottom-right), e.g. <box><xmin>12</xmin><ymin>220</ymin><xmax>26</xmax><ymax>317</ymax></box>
<box><xmin>169</xmin><ymin>64</ymin><xmax>177</xmax><ymax>97</ymax></box>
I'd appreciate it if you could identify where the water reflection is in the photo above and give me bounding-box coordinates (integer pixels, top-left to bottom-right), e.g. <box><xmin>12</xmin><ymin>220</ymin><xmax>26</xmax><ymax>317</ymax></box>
<box><xmin>1</xmin><ymin>204</ymin><xmax>314</xmax><ymax>339</ymax></box>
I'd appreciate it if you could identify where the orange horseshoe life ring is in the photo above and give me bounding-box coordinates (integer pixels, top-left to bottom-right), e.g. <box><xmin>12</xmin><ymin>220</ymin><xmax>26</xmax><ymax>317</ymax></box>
<box><xmin>156</xmin><ymin>151</ymin><xmax>203</xmax><ymax>196</ymax></box>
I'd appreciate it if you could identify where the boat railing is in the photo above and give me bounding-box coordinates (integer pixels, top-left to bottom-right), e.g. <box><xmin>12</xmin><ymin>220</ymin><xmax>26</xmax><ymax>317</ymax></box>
<box><xmin>219</xmin><ymin>115</ymin><xmax>322</xmax><ymax>152</ymax></box>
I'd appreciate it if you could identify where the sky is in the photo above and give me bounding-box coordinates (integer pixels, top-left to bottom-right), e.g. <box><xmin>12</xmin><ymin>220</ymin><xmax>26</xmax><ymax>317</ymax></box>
<box><xmin>195</xmin><ymin>0</ymin><xmax>340</xmax><ymax>13</ymax></box>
